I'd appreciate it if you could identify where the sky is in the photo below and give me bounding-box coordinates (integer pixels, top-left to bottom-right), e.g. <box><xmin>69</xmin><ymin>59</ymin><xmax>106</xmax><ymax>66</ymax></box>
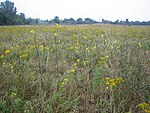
<box><xmin>1</xmin><ymin>0</ymin><xmax>150</xmax><ymax>21</ymax></box>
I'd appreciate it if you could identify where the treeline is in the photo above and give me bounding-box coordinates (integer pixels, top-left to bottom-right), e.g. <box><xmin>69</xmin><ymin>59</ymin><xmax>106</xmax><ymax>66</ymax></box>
<box><xmin>0</xmin><ymin>0</ymin><xmax>150</xmax><ymax>26</ymax></box>
<box><xmin>47</xmin><ymin>16</ymin><xmax>98</xmax><ymax>25</ymax></box>
<box><xmin>102</xmin><ymin>19</ymin><xmax>150</xmax><ymax>26</ymax></box>
<box><xmin>47</xmin><ymin>17</ymin><xmax>150</xmax><ymax>26</ymax></box>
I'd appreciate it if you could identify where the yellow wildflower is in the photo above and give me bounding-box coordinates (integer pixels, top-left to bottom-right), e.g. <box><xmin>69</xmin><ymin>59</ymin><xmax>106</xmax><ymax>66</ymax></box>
<box><xmin>100</xmin><ymin>56</ymin><xmax>109</xmax><ymax>61</ymax></box>
<box><xmin>39</xmin><ymin>45</ymin><xmax>44</xmax><ymax>51</ymax></box>
<box><xmin>77</xmin><ymin>59</ymin><xmax>80</xmax><ymax>62</ymax></box>
<box><xmin>5</xmin><ymin>50</ymin><xmax>10</xmax><ymax>54</ymax></box>
<box><xmin>30</xmin><ymin>30</ymin><xmax>35</xmax><ymax>34</ymax></box>
<box><xmin>54</xmin><ymin>33</ymin><xmax>57</xmax><ymax>37</ymax></box>
<box><xmin>74</xmin><ymin>63</ymin><xmax>77</xmax><ymax>67</ymax></box>
<box><xmin>98</xmin><ymin>61</ymin><xmax>105</xmax><ymax>65</ymax></box>
<box><xmin>105</xmin><ymin>77</ymin><xmax>111</xmax><ymax>81</ymax></box>
<box><xmin>0</xmin><ymin>55</ymin><xmax>4</xmax><ymax>59</ymax></box>
<box><xmin>69</xmin><ymin>69</ymin><xmax>75</xmax><ymax>73</ymax></box>
<box><xmin>20</xmin><ymin>54</ymin><xmax>28</xmax><ymax>58</ymax></box>
<box><xmin>56</xmin><ymin>23</ymin><xmax>59</xmax><ymax>27</ymax></box>
<box><xmin>83</xmin><ymin>61</ymin><xmax>87</xmax><ymax>66</ymax></box>
<box><xmin>39</xmin><ymin>34</ymin><xmax>42</xmax><ymax>37</ymax></box>
<box><xmin>86</xmin><ymin>48</ymin><xmax>89</xmax><ymax>51</ymax></box>
<box><xmin>105</xmin><ymin>76</ymin><xmax>124</xmax><ymax>88</ymax></box>
<box><xmin>115</xmin><ymin>77</ymin><xmax>124</xmax><ymax>83</ymax></box>
<box><xmin>138</xmin><ymin>103</ymin><xmax>150</xmax><ymax>113</ymax></box>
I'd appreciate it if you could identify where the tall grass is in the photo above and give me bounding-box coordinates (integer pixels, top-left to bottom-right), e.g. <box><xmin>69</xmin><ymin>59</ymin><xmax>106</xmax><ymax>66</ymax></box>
<box><xmin>0</xmin><ymin>25</ymin><xmax>150</xmax><ymax>113</ymax></box>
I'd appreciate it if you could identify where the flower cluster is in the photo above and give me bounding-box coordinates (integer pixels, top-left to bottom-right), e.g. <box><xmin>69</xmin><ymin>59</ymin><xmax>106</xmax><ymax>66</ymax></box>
<box><xmin>56</xmin><ymin>23</ymin><xmax>62</xmax><ymax>28</ymax></box>
<box><xmin>98</xmin><ymin>56</ymin><xmax>109</xmax><ymax>65</ymax></box>
<box><xmin>69</xmin><ymin>69</ymin><xmax>75</xmax><ymax>73</ymax></box>
<box><xmin>20</xmin><ymin>54</ymin><xmax>28</xmax><ymax>58</ymax></box>
<box><xmin>138</xmin><ymin>103</ymin><xmax>150</xmax><ymax>113</ymax></box>
<box><xmin>105</xmin><ymin>76</ymin><xmax>124</xmax><ymax>88</ymax></box>
<box><xmin>5</xmin><ymin>49</ymin><xmax>11</xmax><ymax>54</ymax></box>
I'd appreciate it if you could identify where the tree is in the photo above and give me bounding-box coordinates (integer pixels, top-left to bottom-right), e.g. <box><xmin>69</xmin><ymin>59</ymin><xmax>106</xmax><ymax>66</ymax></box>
<box><xmin>0</xmin><ymin>0</ymin><xmax>17</xmax><ymax>25</ymax></box>
<box><xmin>76</xmin><ymin>18</ymin><xmax>83</xmax><ymax>24</ymax></box>
<box><xmin>125</xmin><ymin>19</ymin><xmax>129</xmax><ymax>25</ymax></box>
<box><xmin>53</xmin><ymin>16</ymin><xmax>60</xmax><ymax>24</ymax></box>
<box><xmin>63</xmin><ymin>18</ymin><xmax>75</xmax><ymax>24</ymax></box>
<box><xmin>0</xmin><ymin>11</ymin><xmax>5</xmax><ymax>25</ymax></box>
<box><xmin>114</xmin><ymin>19</ymin><xmax>119</xmax><ymax>24</ymax></box>
<box><xmin>25</xmin><ymin>17</ymin><xmax>39</xmax><ymax>25</ymax></box>
<box><xmin>15</xmin><ymin>13</ymin><xmax>25</xmax><ymax>24</ymax></box>
<box><xmin>84</xmin><ymin>18</ymin><xmax>91</xmax><ymax>24</ymax></box>
<box><xmin>84</xmin><ymin>18</ymin><xmax>98</xmax><ymax>24</ymax></box>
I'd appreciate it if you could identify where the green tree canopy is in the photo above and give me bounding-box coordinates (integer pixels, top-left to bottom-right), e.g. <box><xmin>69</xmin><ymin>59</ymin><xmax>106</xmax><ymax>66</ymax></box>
<box><xmin>0</xmin><ymin>0</ymin><xmax>17</xmax><ymax>25</ymax></box>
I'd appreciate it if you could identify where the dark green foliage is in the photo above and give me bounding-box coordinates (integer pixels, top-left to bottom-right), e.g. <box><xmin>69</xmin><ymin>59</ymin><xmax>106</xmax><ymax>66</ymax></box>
<box><xmin>0</xmin><ymin>0</ymin><xmax>38</xmax><ymax>25</ymax></box>
<box><xmin>0</xmin><ymin>0</ymin><xmax>17</xmax><ymax>25</ymax></box>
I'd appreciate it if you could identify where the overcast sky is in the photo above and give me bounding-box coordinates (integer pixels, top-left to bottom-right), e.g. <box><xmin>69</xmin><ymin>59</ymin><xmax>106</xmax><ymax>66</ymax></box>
<box><xmin>1</xmin><ymin>0</ymin><xmax>150</xmax><ymax>21</ymax></box>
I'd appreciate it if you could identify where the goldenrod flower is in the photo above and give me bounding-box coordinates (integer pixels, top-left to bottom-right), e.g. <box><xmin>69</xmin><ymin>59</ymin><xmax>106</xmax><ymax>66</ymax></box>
<box><xmin>115</xmin><ymin>77</ymin><xmax>124</xmax><ymax>83</ymax></box>
<box><xmin>0</xmin><ymin>55</ymin><xmax>4</xmax><ymax>59</ymax></box>
<box><xmin>105</xmin><ymin>76</ymin><xmax>124</xmax><ymax>88</ymax></box>
<box><xmin>83</xmin><ymin>61</ymin><xmax>87</xmax><ymax>66</ymax></box>
<box><xmin>56</xmin><ymin>23</ymin><xmax>59</xmax><ymax>27</ymax></box>
<box><xmin>98</xmin><ymin>61</ymin><xmax>105</xmax><ymax>65</ymax></box>
<box><xmin>30</xmin><ymin>30</ymin><xmax>35</xmax><ymax>34</ymax></box>
<box><xmin>20</xmin><ymin>54</ymin><xmax>28</xmax><ymax>58</ymax></box>
<box><xmin>54</xmin><ymin>33</ymin><xmax>57</xmax><ymax>37</ymax></box>
<box><xmin>77</xmin><ymin>59</ymin><xmax>80</xmax><ymax>62</ymax></box>
<box><xmin>138</xmin><ymin>103</ymin><xmax>150</xmax><ymax>113</ymax></box>
<box><xmin>100</xmin><ymin>56</ymin><xmax>109</xmax><ymax>61</ymax></box>
<box><xmin>5</xmin><ymin>50</ymin><xmax>10</xmax><ymax>54</ymax></box>
<box><xmin>39</xmin><ymin>45</ymin><xmax>44</xmax><ymax>51</ymax></box>
<box><xmin>69</xmin><ymin>69</ymin><xmax>75</xmax><ymax>73</ymax></box>
<box><xmin>74</xmin><ymin>63</ymin><xmax>77</xmax><ymax>67</ymax></box>
<box><xmin>39</xmin><ymin>34</ymin><xmax>42</xmax><ymax>37</ymax></box>
<box><xmin>105</xmin><ymin>77</ymin><xmax>111</xmax><ymax>81</ymax></box>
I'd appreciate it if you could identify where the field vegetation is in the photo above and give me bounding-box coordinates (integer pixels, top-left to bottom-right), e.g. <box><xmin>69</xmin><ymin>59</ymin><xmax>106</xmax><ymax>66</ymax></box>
<box><xmin>0</xmin><ymin>24</ymin><xmax>150</xmax><ymax>113</ymax></box>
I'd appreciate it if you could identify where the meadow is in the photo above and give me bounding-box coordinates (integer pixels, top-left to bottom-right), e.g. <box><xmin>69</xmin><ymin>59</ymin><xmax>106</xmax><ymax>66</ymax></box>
<box><xmin>0</xmin><ymin>24</ymin><xmax>150</xmax><ymax>113</ymax></box>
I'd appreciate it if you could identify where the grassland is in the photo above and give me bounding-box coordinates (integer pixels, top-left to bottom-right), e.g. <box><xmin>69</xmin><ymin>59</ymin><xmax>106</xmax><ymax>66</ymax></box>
<box><xmin>0</xmin><ymin>24</ymin><xmax>150</xmax><ymax>113</ymax></box>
